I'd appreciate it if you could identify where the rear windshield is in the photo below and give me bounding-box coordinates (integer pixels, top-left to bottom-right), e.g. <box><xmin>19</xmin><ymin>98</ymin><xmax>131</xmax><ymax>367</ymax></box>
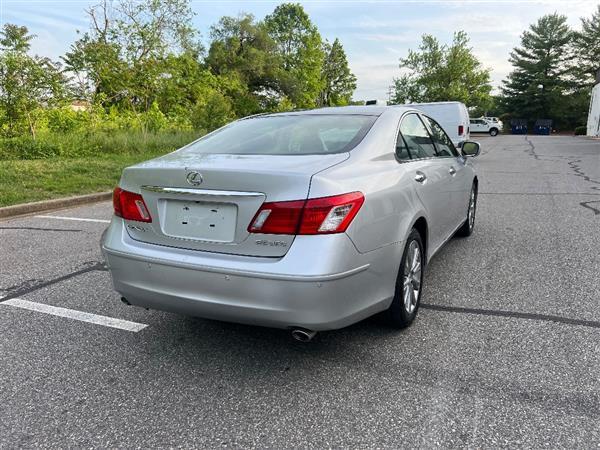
<box><xmin>184</xmin><ymin>114</ymin><xmax>378</xmax><ymax>155</ymax></box>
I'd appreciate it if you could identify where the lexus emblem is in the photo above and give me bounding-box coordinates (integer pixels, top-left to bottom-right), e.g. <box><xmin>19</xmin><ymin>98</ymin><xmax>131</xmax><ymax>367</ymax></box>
<box><xmin>186</xmin><ymin>171</ymin><xmax>203</xmax><ymax>186</ymax></box>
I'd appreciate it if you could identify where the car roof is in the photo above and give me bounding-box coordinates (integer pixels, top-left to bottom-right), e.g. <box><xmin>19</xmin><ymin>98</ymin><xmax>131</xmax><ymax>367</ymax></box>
<box><xmin>241</xmin><ymin>105</ymin><xmax>420</xmax><ymax>119</ymax></box>
<box><xmin>406</xmin><ymin>101</ymin><xmax>465</xmax><ymax>106</ymax></box>
<box><xmin>263</xmin><ymin>106</ymin><xmax>387</xmax><ymax>117</ymax></box>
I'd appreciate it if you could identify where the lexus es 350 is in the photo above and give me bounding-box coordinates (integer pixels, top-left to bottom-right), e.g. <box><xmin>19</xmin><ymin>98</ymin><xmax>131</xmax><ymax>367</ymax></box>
<box><xmin>101</xmin><ymin>106</ymin><xmax>480</xmax><ymax>340</ymax></box>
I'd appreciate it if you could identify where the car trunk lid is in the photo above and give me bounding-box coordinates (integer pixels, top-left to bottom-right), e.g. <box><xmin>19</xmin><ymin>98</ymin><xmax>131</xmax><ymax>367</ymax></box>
<box><xmin>119</xmin><ymin>152</ymin><xmax>349</xmax><ymax>257</ymax></box>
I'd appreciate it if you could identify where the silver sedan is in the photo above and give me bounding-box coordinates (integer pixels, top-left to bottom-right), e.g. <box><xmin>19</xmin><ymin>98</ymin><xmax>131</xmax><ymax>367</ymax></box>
<box><xmin>102</xmin><ymin>106</ymin><xmax>480</xmax><ymax>341</ymax></box>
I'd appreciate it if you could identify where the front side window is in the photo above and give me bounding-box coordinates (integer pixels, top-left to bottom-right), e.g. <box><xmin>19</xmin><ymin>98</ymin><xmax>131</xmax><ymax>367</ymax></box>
<box><xmin>399</xmin><ymin>114</ymin><xmax>437</xmax><ymax>159</ymax></box>
<box><xmin>422</xmin><ymin>116</ymin><xmax>459</xmax><ymax>158</ymax></box>
<box><xmin>183</xmin><ymin>114</ymin><xmax>378</xmax><ymax>156</ymax></box>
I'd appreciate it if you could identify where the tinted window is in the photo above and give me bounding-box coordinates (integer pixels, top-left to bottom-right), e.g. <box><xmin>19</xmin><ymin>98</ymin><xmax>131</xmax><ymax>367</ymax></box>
<box><xmin>184</xmin><ymin>115</ymin><xmax>377</xmax><ymax>155</ymax></box>
<box><xmin>399</xmin><ymin>114</ymin><xmax>436</xmax><ymax>159</ymax></box>
<box><xmin>422</xmin><ymin>116</ymin><xmax>459</xmax><ymax>158</ymax></box>
<box><xmin>395</xmin><ymin>131</ymin><xmax>412</xmax><ymax>161</ymax></box>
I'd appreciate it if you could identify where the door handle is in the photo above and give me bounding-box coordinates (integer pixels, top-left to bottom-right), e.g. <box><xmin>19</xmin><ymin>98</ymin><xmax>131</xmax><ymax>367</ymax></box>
<box><xmin>449</xmin><ymin>166</ymin><xmax>456</xmax><ymax>176</ymax></box>
<box><xmin>414</xmin><ymin>171</ymin><xmax>427</xmax><ymax>183</ymax></box>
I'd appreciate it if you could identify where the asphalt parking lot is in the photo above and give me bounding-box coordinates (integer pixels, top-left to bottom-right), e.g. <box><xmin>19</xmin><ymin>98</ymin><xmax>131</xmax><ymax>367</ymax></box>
<box><xmin>1</xmin><ymin>134</ymin><xmax>599</xmax><ymax>448</ymax></box>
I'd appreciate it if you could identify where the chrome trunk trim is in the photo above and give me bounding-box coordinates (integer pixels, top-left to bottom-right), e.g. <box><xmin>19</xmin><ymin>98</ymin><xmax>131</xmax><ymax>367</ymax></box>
<box><xmin>141</xmin><ymin>186</ymin><xmax>264</xmax><ymax>197</ymax></box>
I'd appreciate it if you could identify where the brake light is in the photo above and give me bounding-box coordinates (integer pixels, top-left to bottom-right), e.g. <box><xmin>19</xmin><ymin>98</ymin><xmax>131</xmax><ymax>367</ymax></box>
<box><xmin>248</xmin><ymin>200</ymin><xmax>304</xmax><ymax>234</ymax></box>
<box><xmin>301</xmin><ymin>193</ymin><xmax>364</xmax><ymax>234</ymax></box>
<box><xmin>113</xmin><ymin>187</ymin><xmax>152</xmax><ymax>222</ymax></box>
<box><xmin>458</xmin><ymin>125</ymin><xmax>464</xmax><ymax>136</ymax></box>
<box><xmin>248</xmin><ymin>192</ymin><xmax>364</xmax><ymax>235</ymax></box>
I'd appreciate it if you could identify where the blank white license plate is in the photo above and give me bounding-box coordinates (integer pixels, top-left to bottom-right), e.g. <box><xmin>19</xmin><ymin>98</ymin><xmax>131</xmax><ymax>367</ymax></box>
<box><xmin>163</xmin><ymin>200</ymin><xmax>237</xmax><ymax>242</ymax></box>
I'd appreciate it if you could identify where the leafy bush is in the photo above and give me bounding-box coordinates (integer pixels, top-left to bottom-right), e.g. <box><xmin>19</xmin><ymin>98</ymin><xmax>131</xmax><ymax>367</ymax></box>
<box><xmin>192</xmin><ymin>91</ymin><xmax>235</xmax><ymax>133</ymax></box>
<box><xmin>143</xmin><ymin>102</ymin><xmax>169</xmax><ymax>132</ymax></box>
<box><xmin>0</xmin><ymin>130</ymin><xmax>202</xmax><ymax>160</ymax></box>
<box><xmin>45</xmin><ymin>106</ymin><xmax>90</xmax><ymax>133</ymax></box>
<box><xmin>574</xmin><ymin>126</ymin><xmax>587</xmax><ymax>135</ymax></box>
<box><xmin>0</xmin><ymin>135</ymin><xmax>62</xmax><ymax>159</ymax></box>
<box><xmin>83</xmin><ymin>130</ymin><xmax>201</xmax><ymax>155</ymax></box>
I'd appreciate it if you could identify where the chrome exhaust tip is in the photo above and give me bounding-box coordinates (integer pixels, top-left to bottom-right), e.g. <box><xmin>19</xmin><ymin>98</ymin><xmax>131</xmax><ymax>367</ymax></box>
<box><xmin>291</xmin><ymin>328</ymin><xmax>317</xmax><ymax>342</ymax></box>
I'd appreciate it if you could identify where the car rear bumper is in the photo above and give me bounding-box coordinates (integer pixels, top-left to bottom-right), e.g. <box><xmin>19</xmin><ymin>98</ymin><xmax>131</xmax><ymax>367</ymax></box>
<box><xmin>101</xmin><ymin>218</ymin><xmax>401</xmax><ymax>330</ymax></box>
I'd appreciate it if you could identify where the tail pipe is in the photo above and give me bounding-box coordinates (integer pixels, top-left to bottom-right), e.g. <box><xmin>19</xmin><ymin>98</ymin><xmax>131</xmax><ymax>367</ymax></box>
<box><xmin>291</xmin><ymin>328</ymin><xmax>317</xmax><ymax>342</ymax></box>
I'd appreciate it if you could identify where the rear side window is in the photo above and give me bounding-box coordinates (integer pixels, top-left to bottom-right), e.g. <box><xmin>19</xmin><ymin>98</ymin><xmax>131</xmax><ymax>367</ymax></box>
<box><xmin>422</xmin><ymin>116</ymin><xmax>459</xmax><ymax>158</ymax></box>
<box><xmin>183</xmin><ymin>114</ymin><xmax>377</xmax><ymax>155</ymax></box>
<box><xmin>395</xmin><ymin>131</ymin><xmax>412</xmax><ymax>161</ymax></box>
<box><xmin>399</xmin><ymin>114</ymin><xmax>437</xmax><ymax>159</ymax></box>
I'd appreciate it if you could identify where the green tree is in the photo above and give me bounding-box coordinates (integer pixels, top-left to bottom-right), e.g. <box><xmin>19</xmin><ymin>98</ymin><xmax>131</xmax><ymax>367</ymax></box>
<box><xmin>206</xmin><ymin>14</ymin><xmax>281</xmax><ymax>115</ymax></box>
<box><xmin>499</xmin><ymin>14</ymin><xmax>573</xmax><ymax>126</ymax></box>
<box><xmin>264</xmin><ymin>3</ymin><xmax>324</xmax><ymax>108</ymax></box>
<box><xmin>574</xmin><ymin>5</ymin><xmax>600</xmax><ymax>84</ymax></box>
<box><xmin>391</xmin><ymin>31</ymin><xmax>491</xmax><ymax>110</ymax></box>
<box><xmin>0</xmin><ymin>24</ymin><xmax>65</xmax><ymax>137</ymax></box>
<box><xmin>155</xmin><ymin>52</ymin><xmax>218</xmax><ymax>115</ymax></box>
<box><xmin>192</xmin><ymin>90</ymin><xmax>234</xmax><ymax>132</ymax></box>
<box><xmin>0</xmin><ymin>24</ymin><xmax>33</xmax><ymax>52</ymax></box>
<box><xmin>63</xmin><ymin>0</ymin><xmax>201</xmax><ymax>113</ymax></box>
<box><xmin>318</xmin><ymin>38</ymin><xmax>357</xmax><ymax>106</ymax></box>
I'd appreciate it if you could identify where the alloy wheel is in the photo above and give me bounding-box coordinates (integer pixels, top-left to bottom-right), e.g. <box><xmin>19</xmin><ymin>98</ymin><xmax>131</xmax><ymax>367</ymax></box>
<box><xmin>468</xmin><ymin>188</ymin><xmax>476</xmax><ymax>231</ymax></box>
<box><xmin>403</xmin><ymin>240</ymin><xmax>422</xmax><ymax>313</ymax></box>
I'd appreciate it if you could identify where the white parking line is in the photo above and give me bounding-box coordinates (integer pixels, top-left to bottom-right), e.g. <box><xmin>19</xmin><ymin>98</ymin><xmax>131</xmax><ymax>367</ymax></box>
<box><xmin>35</xmin><ymin>215</ymin><xmax>111</xmax><ymax>224</ymax></box>
<box><xmin>2</xmin><ymin>298</ymin><xmax>148</xmax><ymax>332</ymax></box>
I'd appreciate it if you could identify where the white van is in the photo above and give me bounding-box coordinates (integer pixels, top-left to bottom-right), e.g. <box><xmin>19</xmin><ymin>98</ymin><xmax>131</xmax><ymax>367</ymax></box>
<box><xmin>405</xmin><ymin>101</ymin><xmax>470</xmax><ymax>146</ymax></box>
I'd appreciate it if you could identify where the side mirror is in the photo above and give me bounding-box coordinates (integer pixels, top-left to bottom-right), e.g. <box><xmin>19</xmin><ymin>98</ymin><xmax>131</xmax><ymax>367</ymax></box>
<box><xmin>461</xmin><ymin>141</ymin><xmax>480</xmax><ymax>157</ymax></box>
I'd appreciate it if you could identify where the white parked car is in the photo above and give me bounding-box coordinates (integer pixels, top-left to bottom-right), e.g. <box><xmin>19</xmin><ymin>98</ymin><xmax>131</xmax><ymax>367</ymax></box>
<box><xmin>470</xmin><ymin>118</ymin><xmax>502</xmax><ymax>136</ymax></box>
<box><xmin>406</xmin><ymin>102</ymin><xmax>470</xmax><ymax>146</ymax></box>
<box><xmin>484</xmin><ymin>117</ymin><xmax>503</xmax><ymax>127</ymax></box>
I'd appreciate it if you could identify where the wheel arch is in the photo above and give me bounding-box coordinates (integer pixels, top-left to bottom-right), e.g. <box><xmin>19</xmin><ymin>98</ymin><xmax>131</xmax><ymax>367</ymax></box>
<box><xmin>411</xmin><ymin>216</ymin><xmax>428</xmax><ymax>265</ymax></box>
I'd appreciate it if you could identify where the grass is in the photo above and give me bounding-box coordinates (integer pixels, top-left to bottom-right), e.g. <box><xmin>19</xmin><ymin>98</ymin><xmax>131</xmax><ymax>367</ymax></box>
<box><xmin>0</xmin><ymin>130</ymin><xmax>203</xmax><ymax>207</ymax></box>
<box><xmin>0</xmin><ymin>151</ymin><xmax>169</xmax><ymax>207</ymax></box>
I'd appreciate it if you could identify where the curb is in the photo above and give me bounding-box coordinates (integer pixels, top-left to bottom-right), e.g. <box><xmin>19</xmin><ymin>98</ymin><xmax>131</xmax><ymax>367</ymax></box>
<box><xmin>0</xmin><ymin>191</ymin><xmax>112</xmax><ymax>219</ymax></box>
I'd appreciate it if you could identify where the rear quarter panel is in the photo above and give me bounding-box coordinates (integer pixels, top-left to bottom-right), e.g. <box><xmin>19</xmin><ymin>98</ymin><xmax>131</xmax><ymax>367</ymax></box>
<box><xmin>308</xmin><ymin>111</ymin><xmax>428</xmax><ymax>254</ymax></box>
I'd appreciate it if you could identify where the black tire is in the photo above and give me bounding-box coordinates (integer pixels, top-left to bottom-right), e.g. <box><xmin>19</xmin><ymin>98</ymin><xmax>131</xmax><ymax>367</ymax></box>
<box><xmin>456</xmin><ymin>183</ymin><xmax>477</xmax><ymax>237</ymax></box>
<box><xmin>387</xmin><ymin>229</ymin><xmax>424</xmax><ymax>328</ymax></box>
<box><xmin>489</xmin><ymin>128</ymin><xmax>498</xmax><ymax>136</ymax></box>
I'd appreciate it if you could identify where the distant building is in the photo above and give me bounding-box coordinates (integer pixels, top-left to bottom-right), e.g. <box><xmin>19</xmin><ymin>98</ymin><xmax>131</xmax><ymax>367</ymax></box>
<box><xmin>587</xmin><ymin>69</ymin><xmax>600</xmax><ymax>137</ymax></box>
<box><xmin>70</xmin><ymin>100</ymin><xmax>91</xmax><ymax>112</ymax></box>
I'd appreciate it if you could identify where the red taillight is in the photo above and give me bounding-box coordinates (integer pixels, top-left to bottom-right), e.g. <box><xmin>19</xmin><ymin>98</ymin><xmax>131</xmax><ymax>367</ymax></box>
<box><xmin>248</xmin><ymin>199</ymin><xmax>304</xmax><ymax>234</ymax></box>
<box><xmin>301</xmin><ymin>192</ymin><xmax>364</xmax><ymax>234</ymax></box>
<box><xmin>112</xmin><ymin>187</ymin><xmax>152</xmax><ymax>223</ymax></box>
<box><xmin>248</xmin><ymin>192</ymin><xmax>364</xmax><ymax>235</ymax></box>
<box><xmin>458</xmin><ymin>125</ymin><xmax>464</xmax><ymax>136</ymax></box>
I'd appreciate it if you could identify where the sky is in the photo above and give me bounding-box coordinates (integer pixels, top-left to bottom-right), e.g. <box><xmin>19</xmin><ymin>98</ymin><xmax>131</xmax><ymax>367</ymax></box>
<box><xmin>1</xmin><ymin>0</ymin><xmax>599</xmax><ymax>100</ymax></box>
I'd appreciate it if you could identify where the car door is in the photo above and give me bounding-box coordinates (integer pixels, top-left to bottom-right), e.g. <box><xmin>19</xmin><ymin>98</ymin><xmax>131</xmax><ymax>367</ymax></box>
<box><xmin>396</xmin><ymin>113</ymin><xmax>453</xmax><ymax>252</ymax></box>
<box><xmin>422</xmin><ymin>115</ymin><xmax>472</xmax><ymax>231</ymax></box>
<box><xmin>476</xmin><ymin>119</ymin><xmax>488</xmax><ymax>132</ymax></box>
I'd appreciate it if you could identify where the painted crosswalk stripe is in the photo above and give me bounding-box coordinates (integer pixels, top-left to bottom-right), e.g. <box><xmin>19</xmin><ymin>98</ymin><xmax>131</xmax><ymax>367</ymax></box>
<box><xmin>2</xmin><ymin>298</ymin><xmax>147</xmax><ymax>332</ymax></box>
<box><xmin>35</xmin><ymin>215</ymin><xmax>111</xmax><ymax>224</ymax></box>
